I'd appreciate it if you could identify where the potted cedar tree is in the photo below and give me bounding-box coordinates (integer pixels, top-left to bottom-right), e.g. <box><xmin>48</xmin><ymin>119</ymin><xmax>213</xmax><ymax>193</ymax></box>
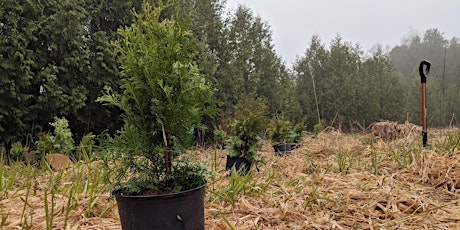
<box><xmin>97</xmin><ymin>2</ymin><xmax>217</xmax><ymax>229</ymax></box>
<box><xmin>270</xmin><ymin>115</ymin><xmax>304</xmax><ymax>155</ymax></box>
<box><xmin>225</xmin><ymin>97</ymin><xmax>268</xmax><ymax>175</ymax></box>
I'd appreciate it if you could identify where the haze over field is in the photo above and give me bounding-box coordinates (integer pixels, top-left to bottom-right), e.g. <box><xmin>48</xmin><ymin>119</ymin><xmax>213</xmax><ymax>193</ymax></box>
<box><xmin>225</xmin><ymin>0</ymin><xmax>460</xmax><ymax>66</ymax></box>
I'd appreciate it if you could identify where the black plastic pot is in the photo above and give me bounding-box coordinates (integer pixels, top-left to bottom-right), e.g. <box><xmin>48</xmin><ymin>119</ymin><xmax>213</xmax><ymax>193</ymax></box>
<box><xmin>291</xmin><ymin>143</ymin><xmax>301</xmax><ymax>150</ymax></box>
<box><xmin>273</xmin><ymin>143</ymin><xmax>301</xmax><ymax>156</ymax></box>
<box><xmin>273</xmin><ymin>143</ymin><xmax>292</xmax><ymax>155</ymax></box>
<box><xmin>225</xmin><ymin>155</ymin><xmax>251</xmax><ymax>175</ymax></box>
<box><xmin>114</xmin><ymin>185</ymin><xmax>205</xmax><ymax>230</ymax></box>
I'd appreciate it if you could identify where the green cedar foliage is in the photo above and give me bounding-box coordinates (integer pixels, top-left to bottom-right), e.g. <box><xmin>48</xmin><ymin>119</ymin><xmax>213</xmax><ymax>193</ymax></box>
<box><xmin>97</xmin><ymin>2</ymin><xmax>218</xmax><ymax>193</ymax></box>
<box><xmin>69</xmin><ymin>0</ymin><xmax>145</xmax><ymax>140</ymax></box>
<box><xmin>293</xmin><ymin>35</ymin><xmax>328</xmax><ymax>129</ymax></box>
<box><xmin>35</xmin><ymin>117</ymin><xmax>75</xmax><ymax>158</ymax></box>
<box><xmin>294</xmin><ymin>35</ymin><xmax>406</xmax><ymax>131</ymax></box>
<box><xmin>0</xmin><ymin>0</ymin><xmax>142</xmax><ymax>144</ymax></box>
<box><xmin>29</xmin><ymin>0</ymin><xmax>89</xmax><ymax>117</ymax></box>
<box><xmin>0</xmin><ymin>0</ymin><xmax>90</xmax><ymax>144</ymax></box>
<box><xmin>0</xmin><ymin>0</ymin><xmax>36</xmax><ymax>144</ymax></box>
<box><xmin>227</xmin><ymin>96</ymin><xmax>268</xmax><ymax>164</ymax></box>
<box><xmin>362</xmin><ymin>47</ymin><xmax>405</xmax><ymax>122</ymax></box>
<box><xmin>216</xmin><ymin>5</ymin><xmax>297</xmax><ymax>120</ymax></box>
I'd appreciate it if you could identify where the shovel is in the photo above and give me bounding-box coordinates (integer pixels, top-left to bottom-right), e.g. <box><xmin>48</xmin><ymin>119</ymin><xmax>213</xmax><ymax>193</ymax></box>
<box><xmin>419</xmin><ymin>60</ymin><xmax>431</xmax><ymax>147</ymax></box>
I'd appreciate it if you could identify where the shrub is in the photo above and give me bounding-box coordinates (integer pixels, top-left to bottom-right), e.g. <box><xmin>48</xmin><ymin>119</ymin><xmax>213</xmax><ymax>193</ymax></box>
<box><xmin>35</xmin><ymin>117</ymin><xmax>75</xmax><ymax>157</ymax></box>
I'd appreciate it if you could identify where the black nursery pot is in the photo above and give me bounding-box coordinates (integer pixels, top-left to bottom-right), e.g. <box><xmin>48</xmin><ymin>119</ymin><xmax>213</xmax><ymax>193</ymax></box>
<box><xmin>114</xmin><ymin>185</ymin><xmax>205</xmax><ymax>230</ymax></box>
<box><xmin>225</xmin><ymin>155</ymin><xmax>251</xmax><ymax>175</ymax></box>
<box><xmin>273</xmin><ymin>143</ymin><xmax>292</xmax><ymax>155</ymax></box>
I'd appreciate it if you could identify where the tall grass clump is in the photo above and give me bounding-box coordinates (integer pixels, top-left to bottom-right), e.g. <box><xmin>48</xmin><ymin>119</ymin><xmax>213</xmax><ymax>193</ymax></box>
<box><xmin>435</xmin><ymin>129</ymin><xmax>460</xmax><ymax>155</ymax></box>
<box><xmin>370</xmin><ymin>148</ymin><xmax>382</xmax><ymax>175</ymax></box>
<box><xmin>388</xmin><ymin>141</ymin><xmax>420</xmax><ymax>168</ymax></box>
<box><xmin>1</xmin><ymin>123</ymin><xmax>115</xmax><ymax>229</ymax></box>
<box><xmin>0</xmin><ymin>162</ymin><xmax>21</xmax><ymax>200</ymax></box>
<box><xmin>19</xmin><ymin>163</ymin><xmax>36</xmax><ymax>229</ymax></box>
<box><xmin>303</xmin><ymin>156</ymin><xmax>318</xmax><ymax>174</ymax></box>
<box><xmin>210</xmin><ymin>169</ymin><xmax>254</xmax><ymax>206</ymax></box>
<box><xmin>336</xmin><ymin>149</ymin><xmax>353</xmax><ymax>175</ymax></box>
<box><xmin>302</xmin><ymin>185</ymin><xmax>332</xmax><ymax>209</ymax></box>
<box><xmin>210</xmin><ymin>166</ymin><xmax>275</xmax><ymax>207</ymax></box>
<box><xmin>43</xmin><ymin>163</ymin><xmax>62</xmax><ymax>229</ymax></box>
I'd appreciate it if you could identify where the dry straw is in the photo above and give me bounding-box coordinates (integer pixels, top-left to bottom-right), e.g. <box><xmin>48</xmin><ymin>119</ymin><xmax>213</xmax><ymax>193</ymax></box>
<box><xmin>371</xmin><ymin>120</ymin><xmax>420</xmax><ymax>142</ymax></box>
<box><xmin>1</xmin><ymin>124</ymin><xmax>459</xmax><ymax>229</ymax></box>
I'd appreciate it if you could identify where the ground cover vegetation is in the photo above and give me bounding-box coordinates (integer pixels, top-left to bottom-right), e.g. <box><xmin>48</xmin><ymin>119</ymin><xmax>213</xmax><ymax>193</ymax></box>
<box><xmin>1</xmin><ymin>0</ymin><xmax>460</xmax><ymax>228</ymax></box>
<box><xmin>1</xmin><ymin>125</ymin><xmax>460</xmax><ymax>229</ymax></box>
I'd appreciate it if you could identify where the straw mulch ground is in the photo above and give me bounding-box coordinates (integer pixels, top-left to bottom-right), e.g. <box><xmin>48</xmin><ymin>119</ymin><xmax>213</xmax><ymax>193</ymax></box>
<box><xmin>1</xmin><ymin>125</ymin><xmax>459</xmax><ymax>229</ymax></box>
<box><xmin>200</xmin><ymin>126</ymin><xmax>460</xmax><ymax>229</ymax></box>
<box><xmin>0</xmin><ymin>165</ymin><xmax>120</xmax><ymax>230</ymax></box>
<box><xmin>370</xmin><ymin>120</ymin><xmax>420</xmax><ymax>142</ymax></box>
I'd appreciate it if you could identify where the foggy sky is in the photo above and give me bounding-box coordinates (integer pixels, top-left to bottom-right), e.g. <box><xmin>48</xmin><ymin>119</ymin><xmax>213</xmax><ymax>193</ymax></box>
<box><xmin>225</xmin><ymin>0</ymin><xmax>460</xmax><ymax>67</ymax></box>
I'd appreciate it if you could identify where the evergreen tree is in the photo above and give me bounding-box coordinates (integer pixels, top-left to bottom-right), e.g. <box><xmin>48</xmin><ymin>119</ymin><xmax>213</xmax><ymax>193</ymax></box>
<box><xmin>70</xmin><ymin>0</ymin><xmax>145</xmax><ymax>139</ymax></box>
<box><xmin>293</xmin><ymin>35</ymin><xmax>328</xmax><ymax>128</ymax></box>
<box><xmin>294</xmin><ymin>35</ymin><xmax>406</xmax><ymax>131</ymax></box>
<box><xmin>0</xmin><ymin>0</ymin><xmax>37</xmax><ymax>144</ymax></box>
<box><xmin>323</xmin><ymin>35</ymin><xmax>362</xmax><ymax>127</ymax></box>
<box><xmin>218</xmin><ymin>6</ymin><xmax>255</xmax><ymax>105</ymax></box>
<box><xmin>362</xmin><ymin>48</ymin><xmax>405</xmax><ymax>122</ymax></box>
<box><xmin>216</xmin><ymin>5</ymin><xmax>296</xmax><ymax>120</ymax></box>
<box><xmin>26</xmin><ymin>0</ymin><xmax>90</xmax><ymax>136</ymax></box>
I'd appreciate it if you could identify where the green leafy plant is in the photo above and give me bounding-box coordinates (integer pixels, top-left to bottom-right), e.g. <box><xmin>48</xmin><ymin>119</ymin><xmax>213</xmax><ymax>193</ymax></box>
<box><xmin>9</xmin><ymin>141</ymin><xmax>28</xmax><ymax>162</ymax></box>
<box><xmin>303</xmin><ymin>155</ymin><xmax>318</xmax><ymax>174</ymax></box>
<box><xmin>270</xmin><ymin>116</ymin><xmax>291</xmax><ymax>145</ymax></box>
<box><xmin>20</xmin><ymin>163</ymin><xmax>35</xmax><ymax>229</ymax></box>
<box><xmin>97</xmin><ymin>2</ymin><xmax>218</xmax><ymax>194</ymax></box>
<box><xmin>226</xmin><ymin>96</ymin><xmax>268</xmax><ymax>164</ymax></box>
<box><xmin>214</xmin><ymin>127</ymin><xmax>227</xmax><ymax>150</ymax></box>
<box><xmin>210</xmin><ymin>167</ymin><xmax>273</xmax><ymax>207</ymax></box>
<box><xmin>313</xmin><ymin>120</ymin><xmax>325</xmax><ymax>137</ymax></box>
<box><xmin>44</xmin><ymin>165</ymin><xmax>62</xmax><ymax>230</ymax></box>
<box><xmin>35</xmin><ymin>117</ymin><xmax>75</xmax><ymax>157</ymax></box>
<box><xmin>76</xmin><ymin>133</ymin><xmax>96</xmax><ymax>161</ymax></box>
<box><xmin>270</xmin><ymin>115</ymin><xmax>305</xmax><ymax>144</ymax></box>
<box><xmin>370</xmin><ymin>149</ymin><xmax>382</xmax><ymax>175</ymax></box>
<box><xmin>388</xmin><ymin>141</ymin><xmax>419</xmax><ymax>168</ymax></box>
<box><xmin>336</xmin><ymin>149</ymin><xmax>353</xmax><ymax>175</ymax></box>
<box><xmin>292</xmin><ymin>120</ymin><xmax>307</xmax><ymax>142</ymax></box>
<box><xmin>435</xmin><ymin>129</ymin><xmax>460</xmax><ymax>156</ymax></box>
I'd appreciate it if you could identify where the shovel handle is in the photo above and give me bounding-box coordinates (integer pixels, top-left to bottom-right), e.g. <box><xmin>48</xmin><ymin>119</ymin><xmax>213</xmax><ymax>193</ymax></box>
<box><xmin>419</xmin><ymin>60</ymin><xmax>430</xmax><ymax>147</ymax></box>
<box><xmin>419</xmin><ymin>60</ymin><xmax>431</xmax><ymax>83</ymax></box>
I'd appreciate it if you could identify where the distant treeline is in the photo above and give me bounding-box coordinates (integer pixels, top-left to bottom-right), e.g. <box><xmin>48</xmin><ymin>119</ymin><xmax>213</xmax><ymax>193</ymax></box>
<box><xmin>1</xmin><ymin>0</ymin><xmax>459</xmax><ymax>147</ymax></box>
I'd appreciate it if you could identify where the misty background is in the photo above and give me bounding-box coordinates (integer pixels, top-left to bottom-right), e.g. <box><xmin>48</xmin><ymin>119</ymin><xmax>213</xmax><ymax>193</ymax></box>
<box><xmin>226</xmin><ymin>0</ymin><xmax>460</xmax><ymax>66</ymax></box>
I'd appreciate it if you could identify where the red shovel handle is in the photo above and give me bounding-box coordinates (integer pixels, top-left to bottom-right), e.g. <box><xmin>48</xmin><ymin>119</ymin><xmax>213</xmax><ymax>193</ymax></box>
<box><xmin>419</xmin><ymin>60</ymin><xmax>430</xmax><ymax>147</ymax></box>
